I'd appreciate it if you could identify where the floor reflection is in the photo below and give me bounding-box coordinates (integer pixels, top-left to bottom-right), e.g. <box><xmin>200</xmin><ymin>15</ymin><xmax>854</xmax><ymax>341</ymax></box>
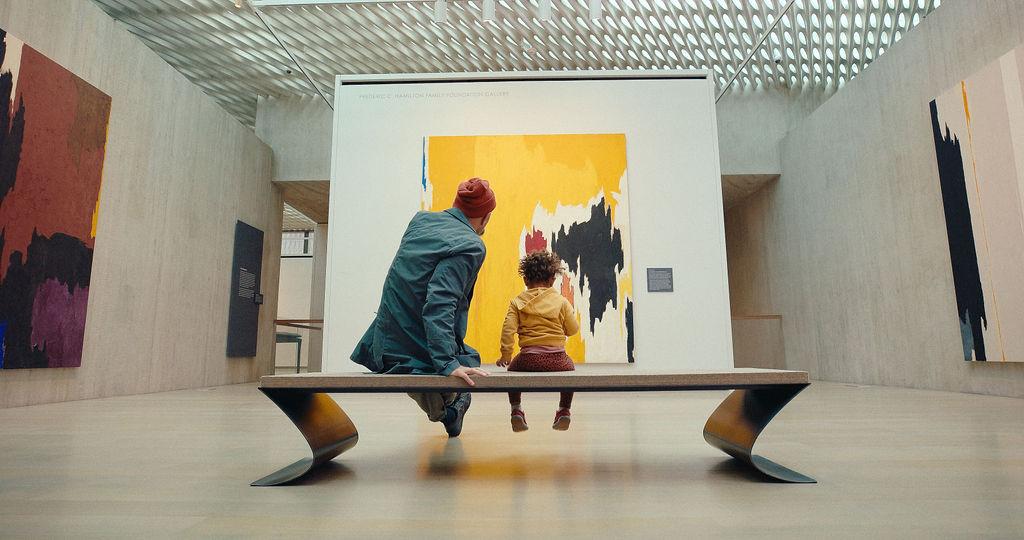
<box><xmin>419</xmin><ymin>436</ymin><xmax>592</xmax><ymax>479</ymax></box>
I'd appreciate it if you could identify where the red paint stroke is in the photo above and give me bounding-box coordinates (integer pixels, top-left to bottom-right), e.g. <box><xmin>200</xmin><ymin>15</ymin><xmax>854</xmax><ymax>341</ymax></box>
<box><xmin>0</xmin><ymin>45</ymin><xmax>111</xmax><ymax>279</ymax></box>
<box><xmin>524</xmin><ymin>229</ymin><xmax>547</xmax><ymax>253</ymax></box>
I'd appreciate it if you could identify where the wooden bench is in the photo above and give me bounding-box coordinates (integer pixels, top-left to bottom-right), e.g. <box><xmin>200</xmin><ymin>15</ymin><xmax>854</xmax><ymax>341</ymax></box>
<box><xmin>253</xmin><ymin>365</ymin><xmax>814</xmax><ymax>486</ymax></box>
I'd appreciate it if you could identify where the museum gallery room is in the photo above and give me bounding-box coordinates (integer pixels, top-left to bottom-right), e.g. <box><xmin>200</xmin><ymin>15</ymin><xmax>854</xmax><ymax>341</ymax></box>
<box><xmin>2</xmin><ymin>0</ymin><xmax>1024</xmax><ymax>537</ymax></box>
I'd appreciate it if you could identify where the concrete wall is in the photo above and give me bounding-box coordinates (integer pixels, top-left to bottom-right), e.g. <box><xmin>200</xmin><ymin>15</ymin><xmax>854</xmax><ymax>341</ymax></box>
<box><xmin>726</xmin><ymin>0</ymin><xmax>1024</xmax><ymax>396</ymax></box>
<box><xmin>726</xmin><ymin>183</ymin><xmax>787</xmax><ymax>371</ymax></box>
<box><xmin>259</xmin><ymin>85</ymin><xmax>806</xmax><ymax>179</ymax></box>
<box><xmin>255</xmin><ymin>99</ymin><xmax>331</xmax><ymax>371</ymax></box>
<box><xmin>0</xmin><ymin>0</ymin><xmax>282</xmax><ymax>407</ymax></box>
<box><xmin>256</xmin><ymin>95</ymin><xmax>332</xmax><ymax>182</ymax></box>
<box><xmin>256</xmin><ymin>88</ymin><xmax>802</xmax><ymax>179</ymax></box>
<box><xmin>716</xmin><ymin>89</ymin><xmax>827</xmax><ymax>176</ymax></box>
<box><xmin>725</xmin><ymin>182</ymin><xmax>778</xmax><ymax>316</ymax></box>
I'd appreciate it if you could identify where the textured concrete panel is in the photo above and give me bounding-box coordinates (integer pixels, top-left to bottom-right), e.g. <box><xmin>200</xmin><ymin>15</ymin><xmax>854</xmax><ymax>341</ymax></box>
<box><xmin>728</xmin><ymin>0</ymin><xmax>1024</xmax><ymax>396</ymax></box>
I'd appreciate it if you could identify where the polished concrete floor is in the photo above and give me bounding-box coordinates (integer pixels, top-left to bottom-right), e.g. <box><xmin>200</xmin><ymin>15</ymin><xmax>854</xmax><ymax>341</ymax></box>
<box><xmin>1</xmin><ymin>381</ymin><xmax>1023</xmax><ymax>538</ymax></box>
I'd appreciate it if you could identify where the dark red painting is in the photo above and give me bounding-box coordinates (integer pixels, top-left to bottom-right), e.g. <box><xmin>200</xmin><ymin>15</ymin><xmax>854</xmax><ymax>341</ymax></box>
<box><xmin>0</xmin><ymin>28</ymin><xmax>111</xmax><ymax>369</ymax></box>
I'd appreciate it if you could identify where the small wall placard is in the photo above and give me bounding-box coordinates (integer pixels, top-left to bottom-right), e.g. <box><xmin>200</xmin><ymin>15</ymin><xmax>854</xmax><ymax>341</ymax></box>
<box><xmin>647</xmin><ymin>267</ymin><xmax>674</xmax><ymax>293</ymax></box>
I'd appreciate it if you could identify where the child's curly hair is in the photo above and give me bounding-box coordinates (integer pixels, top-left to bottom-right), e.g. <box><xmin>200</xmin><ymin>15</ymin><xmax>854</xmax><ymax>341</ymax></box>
<box><xmin>519</xmin><ymin>250</ymin><xmax>564</xmax><ymax>284</ymax></box>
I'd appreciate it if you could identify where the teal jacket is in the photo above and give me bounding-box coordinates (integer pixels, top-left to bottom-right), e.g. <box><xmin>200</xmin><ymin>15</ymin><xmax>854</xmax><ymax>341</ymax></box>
<box><xmin>351</xmin><ymin>208</ymin><xmax>486</xmax><ymax>375</ymax></box>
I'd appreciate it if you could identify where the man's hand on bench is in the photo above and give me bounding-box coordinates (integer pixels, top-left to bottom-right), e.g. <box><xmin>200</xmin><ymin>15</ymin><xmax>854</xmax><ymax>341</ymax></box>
<box><xmin>449</xmin><ymin>366</ymin><xmax>490</xmax><ymax>386</ymax></box>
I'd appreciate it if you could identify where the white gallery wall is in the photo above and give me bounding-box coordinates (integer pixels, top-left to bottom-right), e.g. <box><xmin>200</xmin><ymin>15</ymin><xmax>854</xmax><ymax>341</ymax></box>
<box><xmin>324</xmin><ymin>73</ymin><xmax>732</xmax><ymax>372</ymax></box>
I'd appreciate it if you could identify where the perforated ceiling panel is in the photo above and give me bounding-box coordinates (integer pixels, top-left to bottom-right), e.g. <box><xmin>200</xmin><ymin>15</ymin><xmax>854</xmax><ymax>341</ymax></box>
<box><xmin>92</xmin><ymin>0</ymin><xmax>942</xmax><ymax>127</ymax></box>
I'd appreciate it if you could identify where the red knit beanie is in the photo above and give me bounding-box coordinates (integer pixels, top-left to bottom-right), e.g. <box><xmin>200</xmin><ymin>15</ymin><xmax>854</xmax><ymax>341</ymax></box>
<box><xmin>452</xmin><ymin>178</ymin><xmax>496</xmax><ymax>218</ymax></box>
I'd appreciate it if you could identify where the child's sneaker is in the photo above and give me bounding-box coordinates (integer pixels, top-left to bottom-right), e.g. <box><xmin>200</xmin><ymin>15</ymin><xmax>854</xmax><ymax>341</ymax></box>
<box><xmin>552</xmin><ymin>409</ymin><xmax>571</xmax><ymax>431</ymax></box>
<box><xmin>511</xmin><ymin>409</ymin><xmax>528</xmax><ymax>432</ymax></box>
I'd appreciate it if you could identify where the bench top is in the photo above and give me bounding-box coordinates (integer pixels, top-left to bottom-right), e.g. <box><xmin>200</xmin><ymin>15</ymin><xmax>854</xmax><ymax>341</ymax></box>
<box><xmin>259</xmin><ymin>365</ymin><xmax>809</xmax><ymax>392</ymax></box>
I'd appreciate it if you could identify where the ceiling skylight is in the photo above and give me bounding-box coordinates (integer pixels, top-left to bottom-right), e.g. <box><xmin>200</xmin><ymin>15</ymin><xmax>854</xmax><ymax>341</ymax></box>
<box><xmin>93</xmin><ymin>0</ymin><xmax>942</xmax><ymax>126</ymax></box>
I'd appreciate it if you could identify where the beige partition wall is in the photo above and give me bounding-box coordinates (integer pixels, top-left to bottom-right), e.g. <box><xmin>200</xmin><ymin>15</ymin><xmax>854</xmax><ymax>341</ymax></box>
<box><xmin>275</xmin><ymin>258</ymin><xmax>313</xmax><ymax>372</ymax></box>
<box><xmin>0</xmin><ymin>0</ymin><xmax>282</xmax><ymax>407</ymax></box>
<box><xmin>307</xmin><ymin>223</ymin><xmax>329</xmax><ymax>373</ymax></box>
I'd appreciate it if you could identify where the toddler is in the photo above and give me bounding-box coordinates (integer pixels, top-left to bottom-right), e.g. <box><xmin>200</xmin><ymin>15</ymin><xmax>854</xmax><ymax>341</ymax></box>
<box><xmin>496</xmin><ymin>250</ymin><xmax>580</xmax><ymax>431</ymax></box>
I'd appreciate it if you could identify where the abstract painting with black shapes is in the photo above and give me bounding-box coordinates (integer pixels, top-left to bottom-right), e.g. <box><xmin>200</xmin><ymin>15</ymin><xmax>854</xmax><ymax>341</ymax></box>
<box><xmin>0</xmin><ymin>28</ymin><xmax>111</xmax><ymax>369</ymax></box>
<box><xmin>424</xmin><ymin>134</ymin><xmax>635</xmax><ymax>363</ymax></box>
<box><xmin>550</xmin><ymin>198</ymin><xmax>625</xmax><ymax>336</ymax></box>
<box><xmin>930</xmin><ymin>101</ymin><xmax>987</xmax><ymax>361</ymax></box>
<box><xmin>929</xmin><ymin>43</ymin><xmax>1024</xmax><ymax>363</ymax></box>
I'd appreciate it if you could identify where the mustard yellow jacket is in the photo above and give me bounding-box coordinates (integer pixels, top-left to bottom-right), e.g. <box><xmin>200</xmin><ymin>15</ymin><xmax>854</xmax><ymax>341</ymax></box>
<box><xmin>500</xmin><ymin>287</ymin><xmax>580</xmax><ymax>360</ymax></box>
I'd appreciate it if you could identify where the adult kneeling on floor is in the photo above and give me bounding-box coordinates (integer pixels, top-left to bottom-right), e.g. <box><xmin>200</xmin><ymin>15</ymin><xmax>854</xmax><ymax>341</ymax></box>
<box><xmin>350</xmin><ymin>178</ymin><xmax>496</xmax><ymax>437</ymax></box>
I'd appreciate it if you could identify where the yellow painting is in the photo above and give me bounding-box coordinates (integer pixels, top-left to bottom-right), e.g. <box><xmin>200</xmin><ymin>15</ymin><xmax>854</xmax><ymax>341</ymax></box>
<box><xmin>423</xmin><ymin>134</ymin><xmax>634</xmax><ymax>363</ymax></box>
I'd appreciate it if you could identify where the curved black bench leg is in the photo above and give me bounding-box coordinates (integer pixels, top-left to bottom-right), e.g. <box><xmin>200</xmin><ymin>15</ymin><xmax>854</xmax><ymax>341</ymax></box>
<box><xmin>252</xmin><ymin>389</ymin><xmax>359</xmax><ymax>486</ymax></box>
<box><xmin>703</xmin><ymin>385</ymin><xmax>815</xmax><ymax>483</ymax></box>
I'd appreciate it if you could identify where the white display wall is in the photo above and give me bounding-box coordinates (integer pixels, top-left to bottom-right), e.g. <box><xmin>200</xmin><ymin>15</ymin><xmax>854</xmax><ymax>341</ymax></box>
<box><xmin>324</xmin><ymin>72</ymin><xmax>732</xmax><ymax>372</ymax></box>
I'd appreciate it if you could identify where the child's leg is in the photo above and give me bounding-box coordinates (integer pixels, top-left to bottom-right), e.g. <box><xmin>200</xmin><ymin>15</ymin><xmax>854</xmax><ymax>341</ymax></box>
<box><xmin>552</xmin><ymin>396</ymin><xmax>571</xmax><ymax>431</ymax></box>
<box><xmin>508</xmin><ymin>392</ymin><xmax>528</xmax><ymax>432</ymax></box>
<box><xmin>553</xmin><ymin>353</ymin><xmax>574</xmax><ymax>431</ymax></box>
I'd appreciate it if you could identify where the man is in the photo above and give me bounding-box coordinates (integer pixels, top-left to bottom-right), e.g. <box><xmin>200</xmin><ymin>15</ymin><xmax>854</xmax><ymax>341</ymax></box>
<box><xmin>351</xmin><ymin>178</ymin><xmax>495</xmax><ymax>437</ymax></box>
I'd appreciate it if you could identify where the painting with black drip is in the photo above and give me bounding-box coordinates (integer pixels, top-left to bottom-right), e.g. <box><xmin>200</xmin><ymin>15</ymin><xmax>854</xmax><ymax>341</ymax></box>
<box><xmin>930</xmin><ymin>101</ymin><xmax>987</xmax><ymax>361</ymax></box>
<box><xmin>424</xmin><ymin>134</ymin><xmax>635</xmax><ymax>363</ymax></box>
<box><xmin>551</xmin><ymin>198</ymin><xmax>634</xmax><ymax>363</ymax></box>
<box><xmin>929</xmin><ymin>42</ymin><xmax>1024</xmax><ymax>363</ymax></box>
